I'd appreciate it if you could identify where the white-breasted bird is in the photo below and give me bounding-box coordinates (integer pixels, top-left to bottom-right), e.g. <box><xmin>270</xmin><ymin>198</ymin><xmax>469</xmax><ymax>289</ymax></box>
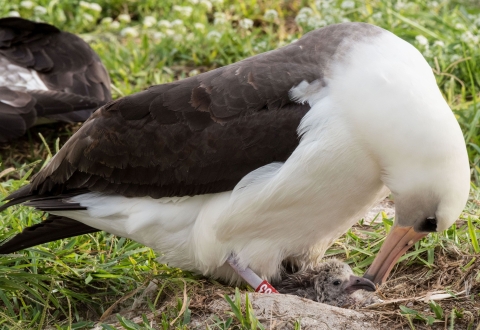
<box><xmin>0</xmin><ymin>22</ymin><xmax>470</xmax><ymax>289</ymax></box>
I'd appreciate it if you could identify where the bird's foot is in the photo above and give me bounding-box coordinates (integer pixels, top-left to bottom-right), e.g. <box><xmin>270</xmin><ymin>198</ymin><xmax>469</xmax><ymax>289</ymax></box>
<box><xmin>226</xmin><ymin>255</ymin><xmax>278</xmax><ymax>293</ymax></box>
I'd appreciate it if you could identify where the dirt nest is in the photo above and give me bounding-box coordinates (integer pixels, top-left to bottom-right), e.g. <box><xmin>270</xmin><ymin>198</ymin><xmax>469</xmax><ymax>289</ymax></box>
<box><xmin>99</xmin><ymin>291</ymin><xmax>379</xmax><ymax>329</ymax></box>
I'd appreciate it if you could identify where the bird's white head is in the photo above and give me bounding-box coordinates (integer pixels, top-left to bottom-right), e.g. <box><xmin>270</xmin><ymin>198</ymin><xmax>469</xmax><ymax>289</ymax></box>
<box><xmin>329</xmin><ymin>27</ymin><xmax>470</xmax><ymax>284</ymax></box>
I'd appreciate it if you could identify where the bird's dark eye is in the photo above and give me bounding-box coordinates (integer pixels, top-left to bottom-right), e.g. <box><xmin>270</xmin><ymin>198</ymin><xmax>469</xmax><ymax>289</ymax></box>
<box><xmin>333</xmin><ymin>280</ymin><xmax>341</xmax><ymax>286</ymax></box>
<box><xmin>417</xmin><ymin>217</ymin><xmax>437</xmax><ymax>232</ymax></box>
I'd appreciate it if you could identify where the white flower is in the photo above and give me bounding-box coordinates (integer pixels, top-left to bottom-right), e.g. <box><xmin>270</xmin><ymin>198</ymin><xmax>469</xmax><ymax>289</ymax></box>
<box><xmin>428</xmin><ymin>1</ymin><xmax>439</xmax><ymax>9</ymax></box>
<box><xmin>20</xmin><ymin>1</ymin><xmax>34</xmax><ymax>9</ymax></box>
<box><xmin>89</xmin><ymin>3</ymin><xmax>102</xmax><ymax>12</ymax></box>
<box><xmin>295</xmin><ymin>13</ymin><xmax>308</xmax><ymax>25</ymax></box>
<box><xmin>295</xmin><ymin>8</ymin><xmax>314</xmax><ymax>25</ymax></box>
<box><xmin>80</xmin><ymin>1</ymin><xmax>101</xmax><ymax>12</ymax></box>
<box><xmin>8</xmin><ymin>11</ymin><xmax>20</xmax><ymax>17</ymax></box>
<box><xmin>253</xmin><ymin>40</ymin><xmax>267</xmax><ymax>52</ymax></box>
<box><xmin>83</xmin><ymin>13</ymin><xmax>94</xmax><ymax>22</ymax></box>
<box><xmin>433</xmin><ymin>40</ymin><xmax>445</xmax><ymax>48</ymax></box>
<box><xmin>158</xmin><ymin>20</ymin><xmax>172</xmax><ymax>29</ymax></box>
<box><xmin>214</xmin><ymin>12</ymin><xmax>227</xmax><ymax>25</ymax></box>
<box><xmin>415</xmin><ymin>35</ymin><xmax>429</xmax><ymax>47</ymax></box>
<box><xmin>394</xmin><ymin>1</ymin><xmax>406</xmax><ymax>11</ymax></box>
<box><xmin>186</xmin><ymin>33</ymin><xmax>195</xmax><ymax>41</ymax></box>
<box><xmin>173</xmin><ymin>5</ymin><xmax>193</xmax><ymax>17</ymax></box>
<box><xmin>143</xmin><ymin>16</ymin><xmax>156</xmax><ymax>27</ymax></box>
<box><xmin>315</xmin><ymin>0</ymin><xmax>334</xmax><ymax>10</ymax></box>
<box><xmin>324</xmin><ymin>15</ymin><xmax>335</xmax><ymax>25</ymax></box>
<box><xmin>189</xmin><ymin>69</ymin><xmax>200</xmax><ymax>77</ymax></box>
<box><xmin>194</xmin><ymin>22</ymin><xmax>205</xmax><ymax>30</ymax></box>
<box><xmin>422</xmin><ymin>49</ymin><xmax>432</xmax><ymax>58</ymax></box>
<box><xmin>118</xmin><ymin>14</ymin><xmax>131</xmax><ymax>23</ymax></box>
<box><xmin>200</xmin><ymin>0</ymin><xmax>213</xmax><ymax>11</ymax></box>
<box><xmin>307</xmin><ymin>17</ymin><xmax>327</xmax><ymax>28</ymax></box>
<box><xmin>80</xmin><ymin>1</ymin><xmax>90</xmax><ymax>9</ymax></box>
<box><xmin>455</xmin><ymin>23</ymin><xmax>465</xmax><ymax>30</ymax></box>
<box><xmin>188</xmin><ymin>0</ymin><xmax>199</xmax><ymax>4</ymax></box>
<box><xmin>34</xmin><ymin>5</ymin><xmax>47</xmax><ymax>15</ymax></box>
<box><xmin>450</xmin><ymin>54</ymin><xmax>461</xmax><ymax>63</ymax></box>
<box><xmin>165</xmin><ymin>29</ymin><xmax>176</xmax><ymax>37</ymax></box>
<box><xmin>372</xmin><ymin>12</ymin><xmax>382</xmax><ymax>20</ymax></box>
<box><xmin>171</xmin><ymin>19</ymin><xmax>184</xmax><ymax>27</ymax></box>
<box><xmin>264</xmin><ymin>9</ymin><xmax>278</xmax><ymax>21</ymax></box>
<box><xmin>298</xmin><ymin>7</ymin><xmax>314</xmax><ymax>16</ymax></box>
<box><xmin>101</xmin><ymin>17</ymin><xmax>113</xmax><ymax>25</ymax></box>
<box><xmin>239</xmin><ymin>18</ymin><xmax>253</xmax><ymax>29</ymax></box>
<box><xmin>120</xmin><ymin>27</ymin><xmax>139</xmax><ymax>37</ymax></box>
<box><xmin>152</xmin><ymin>32</ymin><xmax>165</xmax><ymax>41</ymax></box>
<box><xmin>341</xmin><ymin>0</ymin><xmax>355</xmax><ymax>9</ymax></box>
<box><xmin>461</xmin><ymin>31</ymin><xmax>479</xmax><ymax>44</ymax></box>
<box><xmin>206</xmin><ymin>30</ymin><xmax>222</xmax><ymax>41</ymax></box>
<box><xmin>110</xmin><ymin>21</ymin><xmax>120</xmax><ymax>29</ymax></box>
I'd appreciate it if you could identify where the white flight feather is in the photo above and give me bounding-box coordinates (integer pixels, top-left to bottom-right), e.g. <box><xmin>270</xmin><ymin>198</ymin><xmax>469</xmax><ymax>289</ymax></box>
<box><xmin>0</xmin><ymin>57</ymin><xmax>48</xmax><ymax>94</ymax></box>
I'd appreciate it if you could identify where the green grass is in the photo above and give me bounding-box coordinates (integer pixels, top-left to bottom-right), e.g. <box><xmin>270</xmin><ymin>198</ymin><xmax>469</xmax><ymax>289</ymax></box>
<box><xmin>0</xmin><ymin>0</ymin><xmax>480</xmax><ymax>328</ymax></box>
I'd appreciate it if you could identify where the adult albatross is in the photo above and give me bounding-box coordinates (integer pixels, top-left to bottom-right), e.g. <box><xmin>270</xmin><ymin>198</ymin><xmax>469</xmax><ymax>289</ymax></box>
<box><xmin>0</xmin><ymin>17</ymin><xmax>111</xmax><ymax>143</ymax></box>
<box><xmin>0</xmin><ymin>22</ymin><xmax>470</xmax><ymax>290</ymax></box>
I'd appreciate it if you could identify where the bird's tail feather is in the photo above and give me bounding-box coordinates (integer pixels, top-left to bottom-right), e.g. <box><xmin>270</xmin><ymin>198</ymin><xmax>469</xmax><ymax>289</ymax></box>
<box><xmin>0</xmin><ymin>215</ymin><xmax>99</xmax><ymax>254</ymax></box>
<box><xmin>0</xmin><ymin>186</ymin><xmax>95</xmax><ymax>253</ymax></box>
<box><xmin>0</xmin><ymin>185</ymin><xmax>34</xmax><ymax>212</ymax></box>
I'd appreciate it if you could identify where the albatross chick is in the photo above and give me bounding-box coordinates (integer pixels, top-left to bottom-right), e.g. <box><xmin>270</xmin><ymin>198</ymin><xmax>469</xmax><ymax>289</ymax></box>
<box><xmin>277</xmin><ymin>259</ymin><xmax>378</xmax><ymax>307</ymax></box>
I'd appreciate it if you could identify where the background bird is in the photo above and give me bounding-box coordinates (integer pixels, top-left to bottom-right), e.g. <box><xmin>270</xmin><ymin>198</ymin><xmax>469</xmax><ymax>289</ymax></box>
<box><xmin>277</xmin><ymin>259</ymin><xmax>377</xmax><ymax>307</ymax></box>
<box><xmin>0</xmin><ymin>17</ymin><xmax>111</xmax><ymax>143</ymax></box>
<box><xmin>0</xmin><ymin>22</ymin><xmax>470</xmax><ymax>289</ymax></box>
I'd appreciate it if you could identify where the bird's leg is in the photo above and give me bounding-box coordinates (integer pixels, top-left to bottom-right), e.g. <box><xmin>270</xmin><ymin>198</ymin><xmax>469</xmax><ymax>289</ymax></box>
<box><xmin>226</xmin><ymin>255</ymin><xmax>278</xmax><ymax>293</ymax></box>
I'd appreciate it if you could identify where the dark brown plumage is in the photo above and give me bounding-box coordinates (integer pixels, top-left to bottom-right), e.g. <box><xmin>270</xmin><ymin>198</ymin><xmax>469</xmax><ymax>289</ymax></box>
<box><xmin>0</xmin><ymin>23</ymin><xmax>381</xmax><ymax>253</ymax></box>
<box><xmin>0</xmin><ymin>17</ymin><xmax>111</xmax><ymax>143</ymax></box>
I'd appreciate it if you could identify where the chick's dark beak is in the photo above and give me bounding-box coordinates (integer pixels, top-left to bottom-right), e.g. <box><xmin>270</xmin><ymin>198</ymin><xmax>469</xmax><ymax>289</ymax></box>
<box><xmin>343</xmin><ymin>275</ymin><xmax>376</xmax><ymax>293</ymax></box>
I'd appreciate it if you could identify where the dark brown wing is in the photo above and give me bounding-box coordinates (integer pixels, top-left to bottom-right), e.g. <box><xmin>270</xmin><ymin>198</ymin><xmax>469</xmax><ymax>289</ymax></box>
<box><xmin>2</xmin><ymin>23</ymin><xmax>381</xmax><ymax>204</ymax></box>
<box><xmin>0</xmin><ymin>17</ymin><xmax>111</xmax><ymax>104</ymax></box>
<box><xmin>0</xmin><ymin>86</ymin><xmax>36</xmax><ymax>142</ymax></box>
<box><xmin>0</xmin><ymin>87</ymin><xmax>107</xmax><ymax>142</ymax></box>
<box><xmin>0</xmin><ymin>17</ymin><xmax>111</xmax><ymax>142</ymax></box>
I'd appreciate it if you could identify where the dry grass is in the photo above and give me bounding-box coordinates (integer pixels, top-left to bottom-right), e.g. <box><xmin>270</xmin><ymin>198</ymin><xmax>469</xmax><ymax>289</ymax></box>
<box><xmin>365</xmin><ymin>250</ymin><xmax>480</xmax><ymax>329</ymax></box>
<box><xmin>93</xmin><ymin>247</ymin><xmax>479</xmax><ymax>329</ymax></box>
